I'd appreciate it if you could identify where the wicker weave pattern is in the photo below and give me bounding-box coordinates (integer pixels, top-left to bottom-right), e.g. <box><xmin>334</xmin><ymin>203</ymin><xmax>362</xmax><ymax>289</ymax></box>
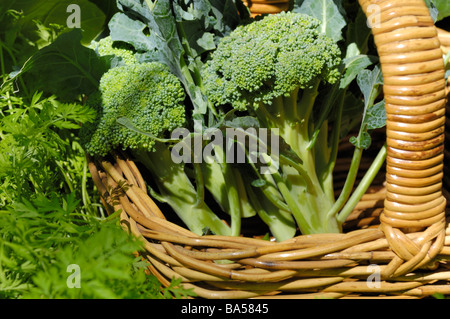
<box><xmin>88</xmin><ymin>0</ymin><xmax>450</xmax><ymax>298</ymax></box>
<box><xmin>242</xmin><ymin>0</ymin><xmax>291</xmax><ymax>16</ymax></box>
<box><xmin>358</xmin><ymin>0</ymin><xmax>447</xmax><ymax>277</ymax></box>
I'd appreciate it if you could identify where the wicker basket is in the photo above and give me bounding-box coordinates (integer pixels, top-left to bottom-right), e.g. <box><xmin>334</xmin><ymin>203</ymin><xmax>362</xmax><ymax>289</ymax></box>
<box><xmin>88</xmin><ymin>0</ymin><xmax>450</xmax><ymax>299</ymax></box>
<box><xmin>242</xmin><ymin>0</ymin><xmax>291</xmax><ymax>17</ymax></box>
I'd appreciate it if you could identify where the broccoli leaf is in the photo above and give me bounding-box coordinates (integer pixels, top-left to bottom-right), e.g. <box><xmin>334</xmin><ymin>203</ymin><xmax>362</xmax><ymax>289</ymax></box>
<box><xmin>425</xmin><ymin>0</ymin><xmax>439</xmax><ymax>22</ymax></box>
<box><xmin>6</xmin><ymin>0</ymin><xmax>106</xmax><ymax>45</ymax></box>
<box><xmin>113</xmin><ymin>0</ymin><xmax>184</xmax><ymax>78</ymax></box>
<box><xmin>349</xmin><ymin>132</ymin><xmax>371</xmax><ymax>150</ymax></box>
<box><xmin>5</xmin><ymin>29</ymin><xmax>110</xmax><ymax>101</ymax></box>
<box><xmin>357</xmin><ymin>65</ymin><xmax>383</xmax><ymax>112</ymax></box>
<box><xmin>433</xmin><ymin>0</ymin><xmax>450</xmax><ymax>21</ymax></box>
<box><xmin>294</xmin><ymin>0</ymin><xmax>347</xmax><ymax>41</ymax></box>
<box><xmin>344</xmin><ymin>7</ymin><xmax>372</xmax><ymax>58</ymax></box>
<box><xmin>365</xmin><ymin>100</ymin><xmax>386</xmax><ymax>131</ymax></box>
<box><xmin>350</xmin><ymin>65</ymin><xmax>385</xmax><ymax>149</ymax></box>
<box><xmin>340</xmin><ymin>54</ymin><xmax>378</xmax><ymax>89</ymax></box>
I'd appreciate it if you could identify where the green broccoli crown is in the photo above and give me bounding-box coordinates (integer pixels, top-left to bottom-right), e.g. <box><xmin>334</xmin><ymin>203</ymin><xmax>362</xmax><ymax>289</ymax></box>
<box><xmin>90</xmin><ymin>36</ymin><xmax>137</xmax><ymax>65</ymax></box>
<box><xmin>202</xmin><ymin>12</ymin><xmax>342</xmax><ymax>110</ymax></box>
<box><xmin>81</xmin><ymin>62</ymin><xmax>186</xmax><ymax>157</ymax></box>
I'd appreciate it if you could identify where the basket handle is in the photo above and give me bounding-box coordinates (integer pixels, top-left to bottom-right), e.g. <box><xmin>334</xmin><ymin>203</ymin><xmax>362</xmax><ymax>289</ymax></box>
<box><xmin>358</xmin><ymin>0</ymin><xmax>447</xmax><ymax>274</ymax></box>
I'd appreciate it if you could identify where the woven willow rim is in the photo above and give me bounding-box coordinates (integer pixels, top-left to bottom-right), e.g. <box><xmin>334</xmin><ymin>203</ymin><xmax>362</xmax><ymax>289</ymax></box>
<box><xmin>88</xmin><ymin>0</ymin><xmax>450</xmax><ymax>298</ymax></box>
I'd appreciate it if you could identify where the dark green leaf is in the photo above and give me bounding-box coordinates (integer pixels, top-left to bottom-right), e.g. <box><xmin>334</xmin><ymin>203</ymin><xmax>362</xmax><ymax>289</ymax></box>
<box><xmin>425</xmin><ymin>0</ymin><xmax>439</xmax><ymax>22</ymax></box>
<box><xmin>365</xmin><ymin>100</ymin><xmax>386</xmax><ymax>130</ymax></box>
<box><xmin>357</xmin><ymin>65</ymin><xmax>383</xmax><ymax>111</ymax></box>
<box><xmin>6</xmin><ymin>29</ymin><xmax>110</xmax><ymax>101</ymax></box>
<box><xmin>8</xmin><ymin>0</ymin><xmax>106</xmax><ymax>45</ymax></box>
<box><xmin>349</xmin><ymin>131</ymin><xmax>371</xmax><ymax>149</ymax></box>
<box><xmin>344</xmin><ymin>7</ymin><xmax>372</xmax><ymax>58</ymax></box>
<box><xmin>434</xmin><ymin>0</ymin><xmax>450</xmax><ymax>21</ymax></box>
<box><xmin>340</xmin><ymin>55</ymin><xmax>378</xmax><ymax>89</ymax></box>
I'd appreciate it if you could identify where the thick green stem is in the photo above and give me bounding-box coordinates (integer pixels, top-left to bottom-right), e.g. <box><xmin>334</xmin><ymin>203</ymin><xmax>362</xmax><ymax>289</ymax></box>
<box><xmin>214</xmin><ymin>145</ymin><xmax>242</xmax><ymax>236</ymax></box>
<box><xmin>319</xmin><ymin>88</ymin><xmax>347</xmax><ymax>203</ymax></box>
<box><xmin>297</xmin><ymin>79</ymin><xmax>321</xmax><ymax>126</ymax></box>
<box><xmin>315</xmin><ymin>120</ymin><xmax>334</xmax><ymax>202</ymax></box>
<box><xmin>135</xmin><ymin>144</ymin><xmax>231</xmax><ymax>236</ymax></box>
<box><xmin>294</xmin><ymin>79</ymin><xmax>325</xmax><ymax>197</ymax></box>
<box><xmin>245</xmin><ymin>181</ymin><xmax>297</xmax><ymax>241</ymax></box>
<box><xmin>277</xmin><ymin>79</ymin><xmax>341</xmax><ymax>234</ymax></box>
<box><xmin>337</xmin><ymin>143</ymin><xmax>387</xmax><ymax>224</ymax></box>
<box><xmin>272</xmin><ymin>171</ymin><xmax>318</xmax><ymax>234</ymax></box>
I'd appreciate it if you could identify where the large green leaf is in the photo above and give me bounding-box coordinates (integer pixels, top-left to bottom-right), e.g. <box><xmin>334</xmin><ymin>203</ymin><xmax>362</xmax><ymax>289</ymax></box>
<box><xmin>344</xmin><ymin>7</ymin><xmax>372</xmax><ymax>58</ymax></box>
<box><xmin>435</xmin><ymin>0</ymin><xmax>450</xmax><ymax>21</ymax></box>
<box><xmin>111</xmin><ymin>0</ymin><xmax>185</xmax><ymax>86</ymax></box>
<box><xmin>8</xmin><ymin>0</ymin><xmax>106</xmax><ymax>45</ymax></box>
<box><xmin>7</xmin><ymin>29</ymin><xmax>110</xmax><ymax>101</ymax></box>
<box><xmin>427</xmin><ymin>0</ymin><xmax>450</xmax><ymax>21</ymax></box>
<box><xmin>340</xmin><ymin>54</ymin><xmax>378</xmax><ymax>89</ymax></box>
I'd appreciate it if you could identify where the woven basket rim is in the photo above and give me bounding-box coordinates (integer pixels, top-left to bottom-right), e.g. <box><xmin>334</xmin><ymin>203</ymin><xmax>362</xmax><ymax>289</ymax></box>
<box><xmin>88</xmin><ymin>148</ymin><xmax>450</xmax><ymax>298</ymax></box>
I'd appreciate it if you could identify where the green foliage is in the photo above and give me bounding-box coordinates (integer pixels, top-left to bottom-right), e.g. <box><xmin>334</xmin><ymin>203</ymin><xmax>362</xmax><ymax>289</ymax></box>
<box><xmin>0</xmin><ymin>6</ymin><xmax>185</xmax><ymax>297</ymax></box>
<box><xmin>0</xmin><ymin>81</ymin><xmax>191</xmax><ymax>300</ymax></box>
<box><xmin>0</xmin><ymin>90</ymin><xmax>96</xmax><ymax>205</ymax></box>
<box><xmin>0</xmin><ymin>0</ymin><xmax>110</xmax><ymax>83</ymax></box>
<box><xmin>427</xmin><ymin>0</ymin><xmax>450</xmax><ymax>21</ymax></box>
<box><xmin>350</xmin><ymin>65</ymin><xmax>384</xmax><ymax>149</ymax></box>
<box><xmin>6</xmin><ymin>29</ymin><xmax>111</xmax><ymax>101</ymax></box>
<box><xmin>0</xmin><ymin>194</ymin><xmax>194</xmax><ymax>299</ymax></box>
<box><xmin>108</xmin><ymin>0</ymin><xmax>250</xmax><ymax>118</ymax></box>
<box><xmin>2</xmin><ymin>0</ymin><xmax>106</xmax><ymax>45</ymax></box>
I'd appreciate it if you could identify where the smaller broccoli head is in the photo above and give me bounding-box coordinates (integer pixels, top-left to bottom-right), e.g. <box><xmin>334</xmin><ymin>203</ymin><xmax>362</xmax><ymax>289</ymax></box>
<box><xmin>90</xmin><ymin>36</ymin><xmax>137</xmax><ymax>65</ymax></box>
<box><xmin>201</xmin><ymin>12</ymin><xmax>342</xmax><ymax>111</ymax></box>
<box><xmin>80</xmin><ymin>62</ymin><xmax>186</xmax><ymax>157</ymax></box>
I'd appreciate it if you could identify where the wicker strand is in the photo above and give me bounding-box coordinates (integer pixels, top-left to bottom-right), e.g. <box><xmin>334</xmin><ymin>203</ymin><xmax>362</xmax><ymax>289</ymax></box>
<box><xmin>358</xmin><ymin>0</ymin><xmax>447</xmax><ymax>275</ymax></box>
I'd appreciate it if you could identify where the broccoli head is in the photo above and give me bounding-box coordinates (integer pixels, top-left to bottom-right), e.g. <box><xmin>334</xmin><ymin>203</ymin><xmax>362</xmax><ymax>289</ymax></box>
<box><xmin>80</xmin><ymin>62</ymin><xmax>185</xmax><ymax>157</ymax></box>
<box><xmin>202</xmin><ymin>11</ymin><xmax>341</xmax><ymax>111</ymax></box>
<box><xmin>80</xmin><ymin>56</ymin><xmax>233</xmax><ymax>237</ymax></box>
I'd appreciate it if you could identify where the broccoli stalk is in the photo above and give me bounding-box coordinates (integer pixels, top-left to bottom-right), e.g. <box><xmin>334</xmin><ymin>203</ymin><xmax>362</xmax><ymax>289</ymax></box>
<box><xmin>134</xmin><ymin>144</ymin><xmax>231</xmax><ymax>236</ymax></box>
<box><xmin>201</xmin><ymin>12</ymin><xmax>346</xmax><ymax>234</ymax></box>
<box><xmin>253</xmin><ymin>86</ymin><xmax>340</xmax><ymax>234</ymax></box>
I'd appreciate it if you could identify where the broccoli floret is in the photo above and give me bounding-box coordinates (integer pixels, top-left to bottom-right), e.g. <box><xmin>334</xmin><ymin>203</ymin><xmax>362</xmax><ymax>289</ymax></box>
<box><xmin>90</xmin><ymin>36</ymin><xmax>137</xmax><ymax>65</ymax></box>
<box><xmin>202</xmin><ymin>12</ymin><xmax>341</xmax><ymax>111</ymax></box>
<box><xmin>80</xmin><ymin>60</ymin><xmax>231</xmax><ymax>236</ymax></box>
<box><xmin>201</xmin><ymin>12</ymin><xmax>343</xmax><ymax>235</ymax></box>
<box><xmin>81</xmin><ymin>62</ymin><xmax>185</xmax><ymax>156</ymax></box>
